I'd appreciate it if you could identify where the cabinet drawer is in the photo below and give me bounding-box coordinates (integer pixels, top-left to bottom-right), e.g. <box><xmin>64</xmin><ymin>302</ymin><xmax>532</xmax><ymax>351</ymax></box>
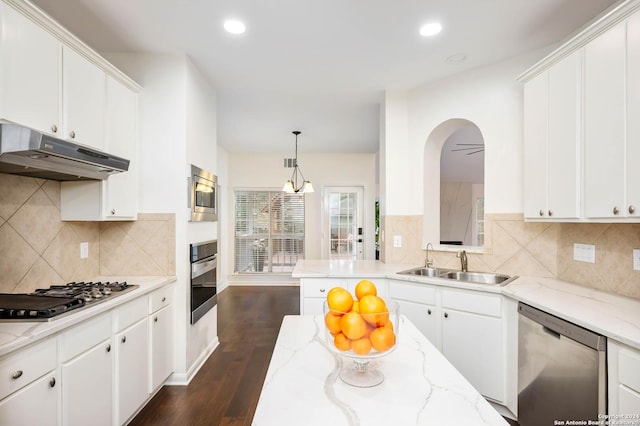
<box><xmin>59</xmin><ymin>312</ymin><xmax>111</xmax><ymax>361</ymax></box>
<box><xmin>149</xmin><ymin>285</ymin><xmax>173</xmax><ymax>314</ymax></box>
<box><xmin>389</xmin><ymin>281</ymin><xmax>437</xmax><ymax>305</ymax></box>
<box><xmin>618</xmin><ymin>346</ymin><xmax>640</xmax><ymax>393</ymax></box>
<box><xmin>442</xmin><ymin>288</ymin><xmax>501</xmax><ymax>317</ymax></box>
<box><xmin>113</xmin><ymin>296</ymin><xmax>147</xmax><ymax>332</ymax></box>
<box><xmin>0</xmin><ymin>337</ymin><xmax>56</xmax><ymax>401</ymax></box>
<box><xmin>302</xmin><ymin>279</ymin><xmax>344</xmax><ymax>298</ymax></box>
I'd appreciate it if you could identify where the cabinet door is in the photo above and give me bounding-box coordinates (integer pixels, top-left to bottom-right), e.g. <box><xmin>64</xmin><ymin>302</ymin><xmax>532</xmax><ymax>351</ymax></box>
<box><xmin>395</xmin><ymin>299</ymin><xmax>438</xmax><ymax>347</ymax></box>
<box><xmin>62</xmin><ymin>340</ymin><xmax>113</xmax><ymax>426</ymax></box>
<box><xmin>584</xmin><ymin>21</ymin><xmax>626</xmax><ymax>218</ymax></box>
<box><xmin>547</xmin><ymin>51</ymin><xmax>581</xmax><ymax>219</ymax></box>
<box><xmin>104</xmin><ymin>76</ymin><xmax>138</xmax><ymax>219</ymax></box>
<box><xmin>149</xmin><ymin>305</ymin><xmax>174</xmax><ymax>392</ymax></box>
<box><xmin>0</xmin><ymin>3</ymin><xmax>59</xmax><ymax>134</ymax></box>
<box><xmin>62</xmin><ymin>47</ymin><xmax>105</xmax><ymax>150</ymax></box>
<box><xmin>523</xmin><ymin>71</ymin><xmax>548</xmax><ymax>219</ymax></box>
<box><xmin>627</xmin><ymin>12</ymin><xmax>640</xmax><ymax>217</ymax></box>
<box><xmin>0</xmin><ymin>372</ymin><xmax>58</xmax><ymax>426</ymax></box>
<box><xmin>441</xmin><ymin>309</ymin><xmax>503</xmax><ymax>402</ymax></box>
<box><xmin>115</xmin><ymin>318</ymin><xmax>149</xmax><ymax>425</ymax></box>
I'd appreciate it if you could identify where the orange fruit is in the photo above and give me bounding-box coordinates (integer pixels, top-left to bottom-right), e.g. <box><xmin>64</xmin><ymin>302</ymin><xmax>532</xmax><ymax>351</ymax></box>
<box><xmin>359</xmin><ymin>295</ymin><xmax>388</xmax><ymax>326</ymax></box>
<box><xmin>327</xmin><ymin>287</ymin><xmax>353</xmax><ymax>313</ymax></box>
<box><xmin>351</xmin><ymin>337</ymin><xmax>372</xmax><ymax>355</ymax></box>
<box><xmin>334</xmin><ymin>332</ymin><xmax>351</xmax><ymax>351</ymax></box>
<box><xmin>355</xmin><ymin>280</ymin><xmax>377</xmax><ymax>300</ymax></box>
<box><xmin>352</xmin><ymin>300</ymin><xmax>360</xmax><ymax>313</ymax></box>
<box><xmin>324</xmin><ymin>312</ymin><xmax>343</xmax><ymax>335</ymax></box>
<box><xmin>370</xmin><ymin>327</ymin><xmax>396</xmax><ymax>352</ymax></box>
<box><xmin>340</xmin><ymin>311</ymin><xmax>367</xmax><ymax>340</ymax></box>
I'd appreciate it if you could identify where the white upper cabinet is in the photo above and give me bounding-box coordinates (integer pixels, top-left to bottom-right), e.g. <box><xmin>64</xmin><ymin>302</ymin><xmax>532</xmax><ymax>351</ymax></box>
<box><xmin>0</xmin><ymin>2</ymin><xmax>60</xmax><ymax>135</ymax></box>
<box><xmin>584</xmin><ymin>21</ymin><xmax>626</xmax><ymax>219</ymax></box>
<box><xmin>521</xmin><ymin>2</ymin><xmax>640</xmax><ymax>222</ymax></box>
<box><xmin>523</xmin><ymin>51</ymin><xmax>581</xmax><ymax>220</ymax></box>
<box><xmin>62</xmin><ymin>47</ymin><xmax>106</xmax><ymax>150</ymax></box>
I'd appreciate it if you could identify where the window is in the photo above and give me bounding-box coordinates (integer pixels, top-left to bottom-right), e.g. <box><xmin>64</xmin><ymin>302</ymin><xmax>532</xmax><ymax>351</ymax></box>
<box><xmin>234</xmin><ymin>190</ymin><xmax>305</xmax><ymax>273</ymax></box>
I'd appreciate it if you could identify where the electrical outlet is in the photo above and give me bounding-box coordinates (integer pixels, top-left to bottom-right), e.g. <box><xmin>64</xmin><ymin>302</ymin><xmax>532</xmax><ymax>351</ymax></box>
<box><xmin>393</xmin><ymin>235</ymin><xmax>402</xmax><ymax>248</ymax></box>
<box><xmin>633</xmin><ymin>249</ymin><xmax>640</xmax><ymax>271</ymax></box>
<box><xmin>80</xmin><ymin>242</ymin><xmax>89</xmax><ymax>259</ymax></box>
<box><xmin>573</xmin><ymin>243</ymin><xmax>595</xmax><ymax>263</ymax></box>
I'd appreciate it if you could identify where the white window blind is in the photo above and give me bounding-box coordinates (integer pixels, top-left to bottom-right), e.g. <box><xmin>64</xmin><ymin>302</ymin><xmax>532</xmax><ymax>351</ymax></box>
<box><xmin>234</xmin><ymin>190</ymin><xmax>305</xmax><ymax>273</ymax></box>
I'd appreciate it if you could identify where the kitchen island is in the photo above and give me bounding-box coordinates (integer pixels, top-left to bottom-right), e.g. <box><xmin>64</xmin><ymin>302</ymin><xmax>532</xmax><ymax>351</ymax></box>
<box><xmin>253</xmin><ymin>314</ymin><xmax>508</xmax><ymax>425</ymax></box>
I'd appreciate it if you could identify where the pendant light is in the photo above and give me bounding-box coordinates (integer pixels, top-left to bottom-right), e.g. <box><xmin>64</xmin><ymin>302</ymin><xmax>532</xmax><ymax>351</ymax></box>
<box><xmin>283</xmin><ymin>131</ymin><xmax>314</xmax><ymax>193</ymax></box>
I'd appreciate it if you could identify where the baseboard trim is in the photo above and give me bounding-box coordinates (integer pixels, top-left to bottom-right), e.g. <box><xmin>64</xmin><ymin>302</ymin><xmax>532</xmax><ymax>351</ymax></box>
<box><xmin>165</xmin><ymin>337</ymin><xmax>220</xmax><ymax>386</ymax></box>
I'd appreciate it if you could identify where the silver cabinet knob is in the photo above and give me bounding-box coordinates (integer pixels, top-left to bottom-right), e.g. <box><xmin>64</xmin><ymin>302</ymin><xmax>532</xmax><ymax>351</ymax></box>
<box><xmin>51</xmin><ymin>124</ymin><xmax>58</xmax><ymax>133</ymax></box>
<box><xmin>319</xmin><ymin>288</ymin><xmax>326</xmax><ymax>293</ymax></box>
<box><xmin>154</xmin><ymin>316</ymin><xmax>158</xmax><ymax>323</ymax></box>
<box><xmin>427</xmin><ymin>309</ymin><xmax>432</xmax><ymax>315</ymax></box>
<box><xmin>69</xmin><ymin>130</ymin><xmax>76</xmax><ymax>139</ymax></box>
<box><xmin>629</xmin><ymin>205</ymin><xmax>636</xmax><ymax>214</ymax></box>
<box><xmin>111</xmin><ymin>209</ymin><xmax>116</xmax><ymax>215</ymax></box>
<box><xmin>162</xmin><ymin>296</ymin><xmax>166</xmax><ymax>302</ymax></box>
<box><xmin>613</xmin><ymin>206</ymin><xmax>620</xmax><ymax>215</ymax></box>
<box><xmin>11</xmin><ymin>370</ymin><xmax>23</xmax><ymax>380</ymax></box>
<box><xmin>444</xmin><ymin>312</ymin><xmax>449</xmax><ymax>319</ymax></box>
<box><xmin>548</xmin><ymin>210</ymin><xmax>553</xmax><ymax>217</ymax></box>
<box><xmin>106</xmin><ymin>344</ymin><xmax>111</xmax><ymax>352</ymax></box>
<box><xmin>121</xmin><ymin>336</ymin><xmax>126</xmax><ymax>344</ymax></box>
<box><xmin>539</xmin><ymin>209</ymin><xmax>544</xmax><ymax>217</ymax></box>
<box><xmin>49</xmin><ymin>377</ymin><xmax>56</xmax><ymax>388</ymax></box>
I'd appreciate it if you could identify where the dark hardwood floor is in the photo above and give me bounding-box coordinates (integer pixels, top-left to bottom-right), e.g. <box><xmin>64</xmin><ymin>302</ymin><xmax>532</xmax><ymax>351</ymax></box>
<box><xmin>130</xmin><ymin>285</ymin><xmax>300</xmax><ymax>426</ymax></box>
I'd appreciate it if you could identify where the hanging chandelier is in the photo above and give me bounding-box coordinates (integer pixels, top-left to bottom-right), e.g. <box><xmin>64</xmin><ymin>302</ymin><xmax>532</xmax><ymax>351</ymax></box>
<box><xmin>283</xmin><ymin>131</ymin><xmax>314</xmax><ymax>193</ymax></box>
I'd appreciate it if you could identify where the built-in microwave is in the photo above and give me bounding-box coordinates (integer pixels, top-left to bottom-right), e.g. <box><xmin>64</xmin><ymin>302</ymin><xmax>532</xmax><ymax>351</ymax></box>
<box><xmin>189</xmin><ymin>164</ymin><xmax>218</xmax><ymax>222</ymax></box>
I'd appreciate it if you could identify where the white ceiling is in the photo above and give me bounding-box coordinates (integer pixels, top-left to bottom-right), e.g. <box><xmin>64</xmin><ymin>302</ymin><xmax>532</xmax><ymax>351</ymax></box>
<box><xmin>30</xmin><ymin>0</ymin><xmax>620</xmax><ymax>154</ymax></box>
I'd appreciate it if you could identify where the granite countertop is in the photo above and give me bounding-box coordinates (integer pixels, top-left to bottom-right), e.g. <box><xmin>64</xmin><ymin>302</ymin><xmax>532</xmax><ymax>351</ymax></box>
<box><xmin>253</xmin><ymin>314</ymin><xmax>507</xmax><ymax>426</ymax></box>
<box><xmin>294</xmin><ymin>260</ymin><xmax>640</xmax><ymax>351</ymax></box>
<box><xmin>0</xmin><ymin>276</ymin><xmax>176</xmax><ymax>357</ymax></box>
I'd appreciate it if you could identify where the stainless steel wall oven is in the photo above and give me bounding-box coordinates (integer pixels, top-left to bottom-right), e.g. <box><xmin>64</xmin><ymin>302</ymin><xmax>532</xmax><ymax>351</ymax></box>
<box><xmin>189</xmin><ymin>164</ymin><xmax>218</xmax><ymax>222</ymax></box>
<box><xmin>190</xmin><ymin>240</ymin><xmax>217</xmax><ymax>324</ymax></box>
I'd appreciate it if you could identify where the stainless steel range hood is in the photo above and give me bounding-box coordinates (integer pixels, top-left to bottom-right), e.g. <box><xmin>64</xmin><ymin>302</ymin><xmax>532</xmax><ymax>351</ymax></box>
<box><xmin>0</xmin><ymin>122</ymin><xmax>129</xmax><ymax>181</ymax></box>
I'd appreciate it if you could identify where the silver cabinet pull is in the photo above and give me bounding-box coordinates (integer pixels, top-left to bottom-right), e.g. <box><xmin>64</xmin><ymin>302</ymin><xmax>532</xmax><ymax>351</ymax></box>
<box><xmin>319</xmin><ymin>288</ymin><xmax>326</xmax><ymax>293</ymax></box>
<box><xmin>51</xmin><ymin>124</ymin><xmax>58</xmax><ymax>133</ymax></box>
<box><xmin>154</xmin><ymin>316</ymin><xmax>158</xmax><ymax>323</ymax></box>
<box><xmin>69</xmin><ymin>130</ymin><xmax>76</xmax><ymax>139</ymax></box>
<box><xmin>49</xmin><ymin>377</ymin><xmax>56</xmax><ymax>388</ymax></box>
<box><xmin>444</xmin><ymin>312</ymin><xmax>449</xmax><ymax>319</ymax></box>
<box><xmin>162</xmin><ymin>296</ymin><xmax>166</xmax><ymax>302</ymax></box>
<box><xmin>629</xmin><ymin>205</ymin><xmax>636</xmax><ymax>214</ymax></box>
<box><xmin>121</xmin><ymin>336</ymin><xmax>126</xmax><ymax>343</ymax></box>
<box><xmin>548</xmin><ymin>210</ymin><xmax>553</xmax><ymax>217</ymax></box>
<box><xmin>427</xmin><ymin>309</ymin><xmax>432</xmax><ymax>315</ymax></box>
<box><xmin>106</xmin><ymin>344</ymin><xmax>111</xmax><ymax>352</ymax></box>
<box><xmin>111</xmin><ymin>209</ymin><xmax>116</xmax><ymax>215</ymax></box>
<box><xmin>539</xmin><ymin>209</ymin><xmax>544</xmax><ymax>217</ymax></box>
<box><xmin>11</xmin><ymin>370</ymin><xmax>23</xmax><ymax>380</ymax></box>
<box><xmin>613</xmin><ymin>206</ymin><xmax>620</xmax><ymax>215</ymax></box>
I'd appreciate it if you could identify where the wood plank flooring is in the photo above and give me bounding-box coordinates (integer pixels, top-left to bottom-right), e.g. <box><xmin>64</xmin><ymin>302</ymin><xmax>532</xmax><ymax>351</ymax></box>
<box><xmin>130</xmin><ymin>285</ymin><xmax>300</xmax><ymax>426</ymax></box>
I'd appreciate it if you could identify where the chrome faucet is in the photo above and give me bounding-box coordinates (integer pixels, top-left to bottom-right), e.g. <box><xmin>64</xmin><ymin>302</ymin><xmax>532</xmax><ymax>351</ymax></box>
<box><xmin>424</xmin><ymin>242</ymin><xmax>434</xmax><ymax>268</ymax></box>
<box><xmin>457</xmin><ymin>250</ymin><xmax>468</xmax><ymax>272</ymax></box>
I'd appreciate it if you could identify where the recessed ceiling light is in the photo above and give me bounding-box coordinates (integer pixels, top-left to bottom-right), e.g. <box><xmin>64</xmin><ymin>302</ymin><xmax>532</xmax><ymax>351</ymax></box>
<box><xmin>419</xmin><ymin>22</ymin><xmax>442</xmax><ymax>37</ymax></box>
<box><xmin>224</xmin><ymin>19</ymin><xmax>246</xmax><ymax>35</ymax></box>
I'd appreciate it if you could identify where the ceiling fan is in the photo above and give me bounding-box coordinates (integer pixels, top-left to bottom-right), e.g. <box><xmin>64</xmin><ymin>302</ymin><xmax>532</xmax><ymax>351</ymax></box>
<box><xmin>451</xmin><ymin>143</ymin><xmax>485</xmax><ymax>155</ymax></box>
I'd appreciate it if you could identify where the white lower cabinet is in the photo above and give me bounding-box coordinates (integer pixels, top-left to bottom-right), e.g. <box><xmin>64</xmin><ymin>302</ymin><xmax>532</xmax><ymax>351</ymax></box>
<box><xmin>608</xmin><ymin>340</ymin><xmax>640</xmax><ymax>415</ymax></box>
<box><xmin>441</xmin><ymin>290</ymin><xmax>503</xmax><ymax>402</ymax></box>
<box><xmin>0</xmin><ymin>337</ymin><xmax>58</xmax><ymax>426</ymax></box>
<box><xmin>149</xmin><ymin>285</ymin><xmax>174</xmax><ymax>392</ymax></box>
<box><xmin>60</xmin><ymin>313</ymin><xmax>113</xmax><ymax>426</ymax></box>
<box><xmin>389</xmin><ymin>280</ymin><xmax>516</xmax><ymax>415</ymax></box>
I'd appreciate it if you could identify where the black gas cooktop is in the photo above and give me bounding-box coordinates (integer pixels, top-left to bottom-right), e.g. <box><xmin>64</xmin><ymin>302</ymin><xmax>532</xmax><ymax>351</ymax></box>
<box><xmin>0</xmin><ymin>281</ymin><xmax>138</xmax><ymax>320</ymax></box>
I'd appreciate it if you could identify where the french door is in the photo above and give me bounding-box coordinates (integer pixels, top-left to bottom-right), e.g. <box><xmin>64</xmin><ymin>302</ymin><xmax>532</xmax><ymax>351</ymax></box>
<box><xmin>323</xmin><ymin>186</ymin><xmax>364</xmax><ymax>260</ymax></box>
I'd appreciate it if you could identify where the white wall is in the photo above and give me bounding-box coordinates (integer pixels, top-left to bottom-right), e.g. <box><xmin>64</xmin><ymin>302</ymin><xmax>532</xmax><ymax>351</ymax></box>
<box><xmin>106</xmin><ymin>52</ymin><xmax>220</xmax><ymax>382</ymax></box>
<box><xmin>380</xmin><ymin>48</ymin><xmax>549</xmax><ymax>246</ymax></box>
<box><xmin>226</xmin><ymin>151</ymin><xmax>377</xmax><ymax>275</ymax></box>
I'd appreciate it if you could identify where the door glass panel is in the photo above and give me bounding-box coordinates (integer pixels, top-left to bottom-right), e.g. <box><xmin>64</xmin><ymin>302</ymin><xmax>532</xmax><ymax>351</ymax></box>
<box><xmin>327</xmin><ymin>188</ymin><xmax>362</xmax><ymax>260</ymax></box>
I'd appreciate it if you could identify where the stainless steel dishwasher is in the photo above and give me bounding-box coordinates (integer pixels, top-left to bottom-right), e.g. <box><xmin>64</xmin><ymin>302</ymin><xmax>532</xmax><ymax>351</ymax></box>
<box><xmin>518</xmin><ymin>302</ymin><xmax>607</xmax><ymax>425</ymax></box>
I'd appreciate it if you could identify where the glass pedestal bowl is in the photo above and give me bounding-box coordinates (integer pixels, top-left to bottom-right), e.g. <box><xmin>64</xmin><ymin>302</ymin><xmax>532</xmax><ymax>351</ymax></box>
<box><xmin>323</xmin><ymin>299</ymin><xmax>399</xmax><ymax>388</ymax></box>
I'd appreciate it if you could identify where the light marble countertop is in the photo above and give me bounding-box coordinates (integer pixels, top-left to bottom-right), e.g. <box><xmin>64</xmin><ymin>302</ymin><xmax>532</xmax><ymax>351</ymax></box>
<box><xmin>294</xmin><ymin>260</ymin><xmax>640</xmax><ymax>351</ymax></box>
<box><xmin>253</xmin><ymin>314</ymin><xmax>508</xmax><ymax>426</ymax></box>
<box><xmin>0</xmin><ymin>275</ymin><xmax>176</xmax><ymax>357</ymax></box>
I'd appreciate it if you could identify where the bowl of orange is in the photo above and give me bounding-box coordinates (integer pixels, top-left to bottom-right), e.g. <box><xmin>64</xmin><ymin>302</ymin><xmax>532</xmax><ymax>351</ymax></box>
<box><xmin>323</xmin><ymin>280</ymin><xmax>399</xmax><ymax>387</ymax></box>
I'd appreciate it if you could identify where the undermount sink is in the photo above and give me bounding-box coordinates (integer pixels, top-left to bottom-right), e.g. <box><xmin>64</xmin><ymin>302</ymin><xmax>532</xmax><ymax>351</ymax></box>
<box><xmin>398</xmin><ymin>267</ymin><xmax>516</xmax><ymax>286</ymax></box>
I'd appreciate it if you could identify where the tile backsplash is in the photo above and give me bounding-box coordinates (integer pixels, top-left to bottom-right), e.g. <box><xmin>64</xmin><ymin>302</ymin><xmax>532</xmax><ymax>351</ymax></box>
<box><xmin>0</xmin><ymin>174</ymin><xmax>175</xmax><ymax>294</ymax></box>
<box><xmin>381</xmin><ymin>213</ymin><xmax>640</xmax><ymax>300</ymax></box>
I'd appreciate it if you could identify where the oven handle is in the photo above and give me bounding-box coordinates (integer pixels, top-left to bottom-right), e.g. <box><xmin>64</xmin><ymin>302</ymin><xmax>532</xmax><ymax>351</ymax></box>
<box><xmin>192</xmin><ymin>257</ymin><xmax>217</xmax><ymax>279</ymax></box>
